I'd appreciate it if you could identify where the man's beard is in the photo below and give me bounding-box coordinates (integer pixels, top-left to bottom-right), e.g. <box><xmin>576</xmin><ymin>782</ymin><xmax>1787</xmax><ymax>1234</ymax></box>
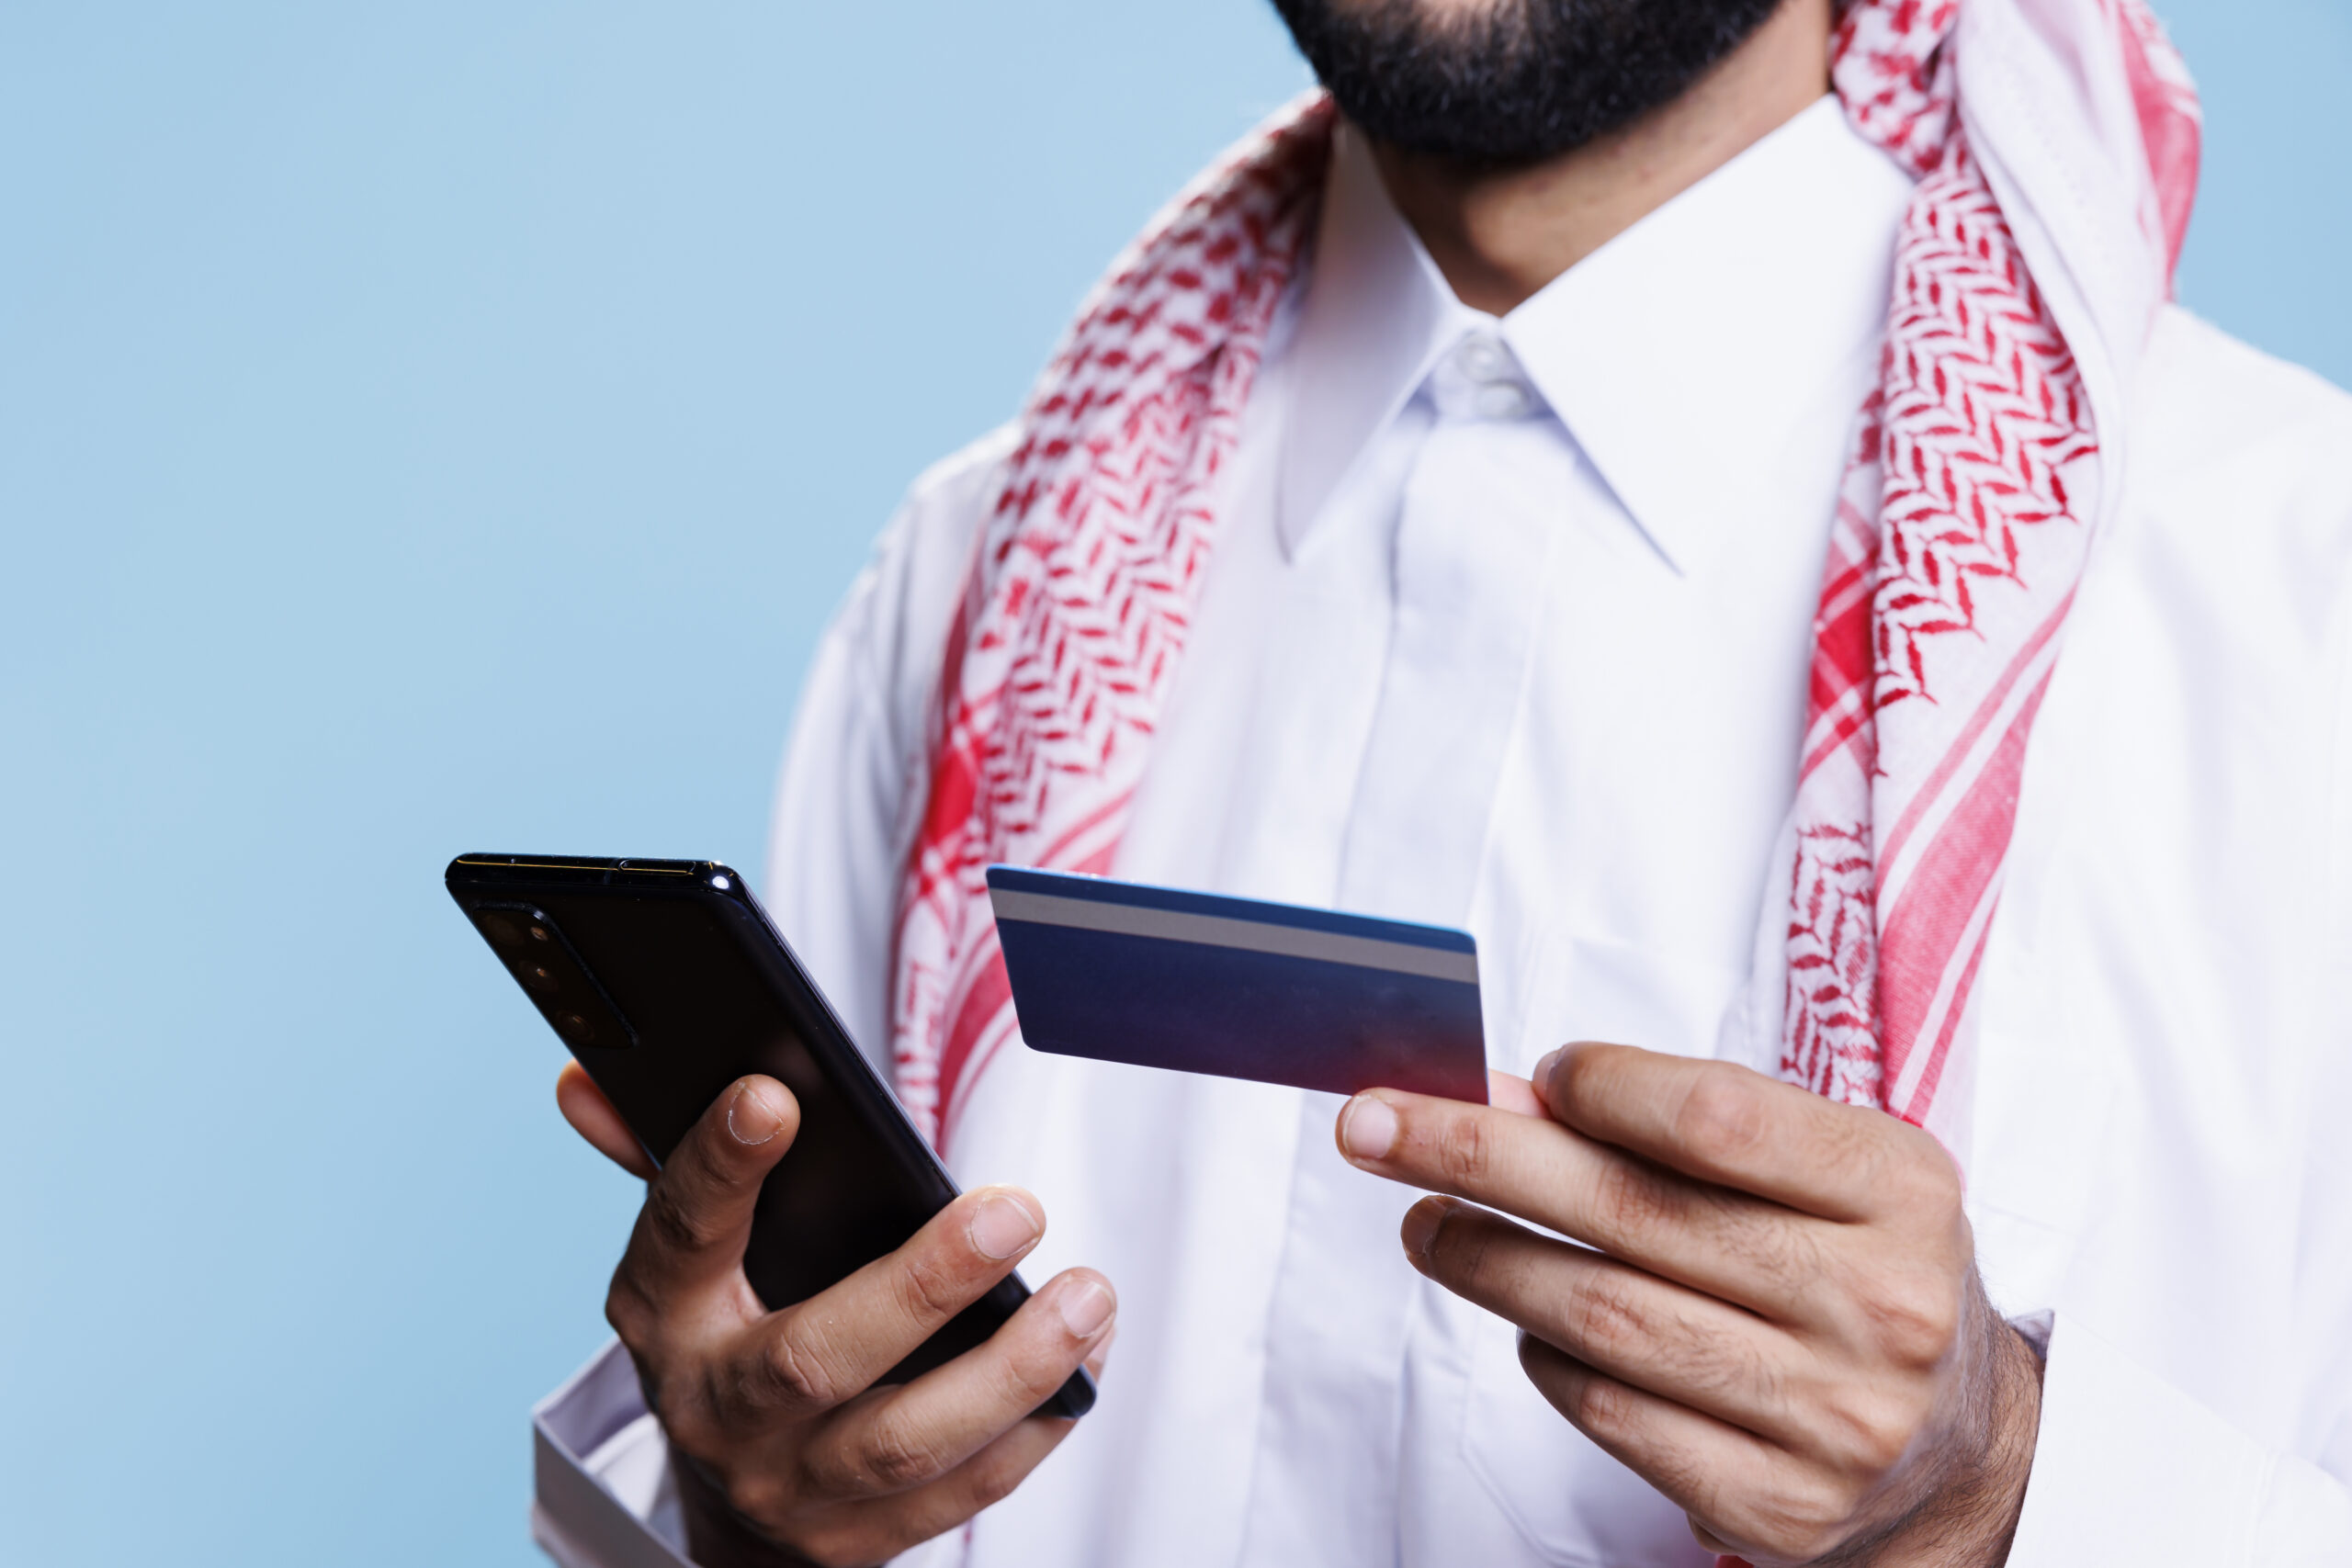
<box><xmin>1269</xmin><ymin>0</ymin><xmax>1787</xmax><ymax>166</ymax></box>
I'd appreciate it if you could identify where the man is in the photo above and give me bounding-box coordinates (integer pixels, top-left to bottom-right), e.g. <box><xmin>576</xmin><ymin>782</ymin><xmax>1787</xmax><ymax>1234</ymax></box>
<box><xmin>528</xmin><ymin>0</ymin><xmax>2352</xmax><ymax>1563</ymax></box>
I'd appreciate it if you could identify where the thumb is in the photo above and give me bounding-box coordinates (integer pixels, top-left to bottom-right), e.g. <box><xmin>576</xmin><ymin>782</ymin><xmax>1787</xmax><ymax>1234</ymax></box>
<box><xmin>619</xmin><ymin>1076</ymin><xmax>803</xmax><ymax>1310</ymax></box>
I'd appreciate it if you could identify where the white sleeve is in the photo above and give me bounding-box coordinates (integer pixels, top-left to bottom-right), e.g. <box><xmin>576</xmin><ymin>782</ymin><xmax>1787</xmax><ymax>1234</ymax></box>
<box><xmin>528</xmin><ymin>1345</ymin><xmax>967</xmax><ymax>1568</ymax></box>
<box><xmin>2011</xmin><ymin>411</ymin><xmax>2352</xmax><ymax>1566</ymax></box>
<box><xmin>531</xmin><ymin>1341</ymin><xmax>695</xmax><ymax>1568</ymax></box>
<box><xmin>2006</xmin><ymin>1314</ymin><xmax>2352</xmax><ymax>1565</ymax></box>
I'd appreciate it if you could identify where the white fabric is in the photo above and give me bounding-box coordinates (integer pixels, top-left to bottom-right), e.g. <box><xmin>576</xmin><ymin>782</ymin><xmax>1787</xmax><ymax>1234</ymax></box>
<box><xmin>532</xmin><ymin>98</ymin><xmax>2352</xmax><ymax>1568</ymax></box>
<box><xmin>532</xmin><ymin>1342</ymin><xmax>691</xmax><ymax>1568</ymax></box>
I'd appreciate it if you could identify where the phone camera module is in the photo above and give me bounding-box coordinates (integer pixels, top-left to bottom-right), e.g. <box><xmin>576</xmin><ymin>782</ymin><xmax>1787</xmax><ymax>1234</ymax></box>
<box><xmin>467</xmin><ymin>902</ymin><xmax>637</xmax><ymax>1049</ymax></box>
<box><xmin>473</xmin><ymin>908</ymin><xmax>555</xmax><ymax>952</ymax></box>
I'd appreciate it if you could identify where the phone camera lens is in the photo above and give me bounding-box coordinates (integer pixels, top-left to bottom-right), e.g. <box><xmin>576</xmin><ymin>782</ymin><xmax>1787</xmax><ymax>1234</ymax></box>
<box><xmin>559</xmin><ymin>1010</ymin><xmax>595</xmax><ymax>1043</ymax></box>
<box><xmin>522</xmin><ymin>963</ymin><xmax>561</xmax><ymax>994</ymax></box>
<box><xmin>530</xmin><ymin>925</ymin><xmax>551</xmax><ymax>942</ymax></box>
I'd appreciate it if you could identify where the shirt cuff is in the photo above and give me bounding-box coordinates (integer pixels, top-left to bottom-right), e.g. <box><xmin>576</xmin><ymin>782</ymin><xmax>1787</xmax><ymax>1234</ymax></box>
<box><xmin>532</xmin><ymin>1338</ymin><xmax>695</xmax><ymax>1568</ymax></box>
<box><xmin>2007</xmin><ymin>1313</ymin><xmax>2352</xmax><ymax>1565</ymax></box>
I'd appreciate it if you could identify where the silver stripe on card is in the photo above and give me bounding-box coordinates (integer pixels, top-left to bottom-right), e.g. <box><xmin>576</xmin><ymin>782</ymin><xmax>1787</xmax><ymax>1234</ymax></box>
<box><xmin>988</xmin><ymin>888</ymin><xmax>1478</xmax><ymax>985</ymax></box>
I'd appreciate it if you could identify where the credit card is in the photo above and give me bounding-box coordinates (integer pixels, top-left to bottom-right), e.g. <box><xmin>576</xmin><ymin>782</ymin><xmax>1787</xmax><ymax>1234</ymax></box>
<box><xmin>987</xmin><ymin>865</ymin><xmax>1488</xmax><ymax>1104</ymax></box>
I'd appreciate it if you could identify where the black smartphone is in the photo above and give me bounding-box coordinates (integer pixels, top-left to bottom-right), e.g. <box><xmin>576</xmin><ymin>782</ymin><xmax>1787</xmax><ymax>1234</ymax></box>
<box><xmin>447</xmin><ymin>852</ymin><xmax>1094</xmax><ymax>1419</ymax></box>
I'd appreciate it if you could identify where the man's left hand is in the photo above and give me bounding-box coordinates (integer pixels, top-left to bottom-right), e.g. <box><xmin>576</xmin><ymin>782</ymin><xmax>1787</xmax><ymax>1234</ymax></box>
<box><xmin>1336</xmin><ymin>1043</ymin><xmax>2042</xmax><ymax>1567</ymax></box>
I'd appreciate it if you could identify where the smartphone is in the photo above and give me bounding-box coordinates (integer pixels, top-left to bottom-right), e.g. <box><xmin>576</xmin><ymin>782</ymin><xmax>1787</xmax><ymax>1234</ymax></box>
<box><xmin>447</xmin><ymin>852</ymin><xmax>1094</xmax><ymax>1419</ymax></box>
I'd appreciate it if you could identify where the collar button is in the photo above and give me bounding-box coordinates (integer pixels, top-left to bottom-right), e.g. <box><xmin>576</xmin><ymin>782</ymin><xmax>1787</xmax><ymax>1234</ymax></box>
<box><xmin>1456</xmin><ymin>335</ymin><xmax>1511</xmax><ymax>383</ymax></box>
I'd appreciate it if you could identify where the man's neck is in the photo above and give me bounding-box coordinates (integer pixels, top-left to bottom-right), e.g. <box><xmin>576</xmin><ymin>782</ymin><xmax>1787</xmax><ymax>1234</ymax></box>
<box><xmin>1366</xmin><ymin>0</ymin><xmax>1834</xmax><ymax>316</ymax></box>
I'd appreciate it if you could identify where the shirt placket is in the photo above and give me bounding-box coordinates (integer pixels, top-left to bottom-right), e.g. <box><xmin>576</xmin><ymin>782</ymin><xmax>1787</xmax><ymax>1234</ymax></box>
<box><xmin>1233</xmin><ymin>333</ymin><xmax>1570</xmax><ymax>1568</ymax></box>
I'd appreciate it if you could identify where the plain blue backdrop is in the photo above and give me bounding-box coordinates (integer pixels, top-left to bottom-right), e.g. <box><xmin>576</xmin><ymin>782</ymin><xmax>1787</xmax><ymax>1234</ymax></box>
<box><xmin>3</xmin><ymin>3</ymin><xmax>2345</xmax><ymax>1562</ymax></box>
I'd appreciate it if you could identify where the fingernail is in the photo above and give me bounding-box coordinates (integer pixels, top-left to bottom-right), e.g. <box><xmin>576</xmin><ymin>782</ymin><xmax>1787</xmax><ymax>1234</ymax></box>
<box><xmin>1339</xmin><ymin>1095</ymin><xmax>1398</xmax><ymax>1162</ymax></box>
<box><xmin>1400</xmin><ymin>1198</ymin><xmax>1449</xmax><ymax>1260</ymax></box>
<box><xmin>1056</xmin><ymin>1277</ymin><xmax>1114</xmax><ymax>1338</ymax></box>
<box><xmin>727</xmin><ymin>1081</ymin><xmax>782</xmax><ymax>1145</ymax></box>
<box><xmin>969</xmin><ymin>1190</ymin><xmax>1044</xmax><ymax>1260</ymax></box>
<box><xmin>1532</xmin><ymin>1048</ymin><xmax>1562</xmax><ymax>1091</ymax></box>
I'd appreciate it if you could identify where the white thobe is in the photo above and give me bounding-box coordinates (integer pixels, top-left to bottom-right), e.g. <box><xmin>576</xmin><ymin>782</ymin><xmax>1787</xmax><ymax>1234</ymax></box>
<box><xmin>530</xmin><ymin>96</ymin><xmax>2352</xmax><ymax>1567</ymax></box>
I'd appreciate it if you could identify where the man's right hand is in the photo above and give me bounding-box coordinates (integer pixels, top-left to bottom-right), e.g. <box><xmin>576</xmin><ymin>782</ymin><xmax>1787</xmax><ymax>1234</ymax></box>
<box><xmin>557</xmin><ymin>1065</ymin><xmax>1115</xmax><ymax>1568</ymax></box>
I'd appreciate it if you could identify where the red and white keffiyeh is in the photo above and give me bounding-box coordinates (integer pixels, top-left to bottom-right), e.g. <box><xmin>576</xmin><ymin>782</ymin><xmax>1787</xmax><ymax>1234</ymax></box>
<box><xmin>888</xmin><ymin>0</ymin><xmax>2201</xmax><ymax>1153</ymax></box>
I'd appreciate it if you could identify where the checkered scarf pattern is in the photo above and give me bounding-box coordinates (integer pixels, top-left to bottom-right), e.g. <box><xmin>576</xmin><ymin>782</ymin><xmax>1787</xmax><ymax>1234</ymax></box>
<box><xmin>888</xmin><ymin>0</ymin><xmax>2200</xmax><ymax>1153</ymax></box>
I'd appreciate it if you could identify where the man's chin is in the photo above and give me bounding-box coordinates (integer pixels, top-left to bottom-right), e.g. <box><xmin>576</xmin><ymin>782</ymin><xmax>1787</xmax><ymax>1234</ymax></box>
<box><xmin>1269</xmin><ymin>0</ymin><xmax>1785</xmax><ymax>165</ymax></box>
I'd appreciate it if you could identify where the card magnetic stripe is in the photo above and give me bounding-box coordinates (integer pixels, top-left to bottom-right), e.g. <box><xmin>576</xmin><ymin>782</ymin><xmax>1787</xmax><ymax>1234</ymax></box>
<box><xmin>985</xmin><ymin>887</ymin><xmax>1479</xmax><ymax>985</ymax></box>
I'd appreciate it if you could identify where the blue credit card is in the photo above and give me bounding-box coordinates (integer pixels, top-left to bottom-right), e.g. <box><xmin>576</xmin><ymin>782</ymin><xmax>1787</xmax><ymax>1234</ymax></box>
<box><xmin>987</xmin><ymin>865</ymin><xmax>1488</xmax><ymax>1104</ymax></box>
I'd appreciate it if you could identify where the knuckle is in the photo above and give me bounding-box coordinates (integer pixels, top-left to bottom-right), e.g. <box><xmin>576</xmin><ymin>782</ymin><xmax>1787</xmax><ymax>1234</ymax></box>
<box><xmin>1593</xmin><ymin>1156</ymin><xmax>1682</xmax><ymax>1240</ymax></box>
<box><xmin>994</xmin><ymin>1338</ymin><xmax>1076</xmax><ymax>1411</ymax></box>
<box><xmin>642</xmin><ymin>1179</ymin><xmax>725</xmax><ymax>1258</ymax></box>
<box><xmin>963</xmin><ymin>1443</ymin><xmax>1030</xmax><ymax>1511</ymax></box>
<box><xmin>1820</xmin><ymin>1382</ymin><xmax>1921</xmax><ymax>1475</ymax></box>
<box><xmin>1672</xmin><ymin>1069</ymin><xmax>1770</xmax><ymax>1167</ymax></box>
<box><xmin>1747</xmin><ymin>1483</ymin><xmax>1852</xmax><ymax>1564</ymax></box>
<box><xmin>1889</xmin><ymin>1134</ymin><xmax>1965</xmax><ymax>1215</ymax></box>
<box><xmin>1435</xmin><ymin>1114</ymin><xmax>1498</xmax><ymax>1190</ymax></box>
<box><xmin>604</xmin><ymin>1269</ymin><xmax>657</xmax><ymax>1346</ymax></box>
<box><xmin>855</xmin><ymin>1420</ymin><xmax>948</xmax><ymax>1493</ymax></box>
<box><xmin>1723</xmin><ymin>1197</ymin><xmax>1824</xmax><ymax>1286</ymax></box>
<box><xmin>1860</xmin><ymin>1269</ymin><xmax>1962</xmax><ymax>1365</ymax></box>
<box><xmin>722</xmin><ymin>1469</ymin><xmax>789</xmax><ymax>1529</ymax></box>
<box><xmin>1554</xmin><ymin>1044</ymin><xmax>1616</xmax><ymax>1121</ymax></box>
<box><xmin>1570</xmin><ymin>1371</ymin><xmax>1637</xmax><ymax>1437</ymax></box>
<box><xmin>950</xmin><ymin>1438</ymin><xmax>1044</xmax><ymax>1523</ymax></box>
<box><xmin>1682</xmin><ymin>1314</ymin><xmax>1772</xmax><ymax>1408</ymax></box>
<box><xmin>1852</xmin><ymin>1121</ymin><xmax>1962</xmax><ymax>1221</ymax></box>
<box><xmin>1561</xmin><ymin>1274</ymin><xmax>1648</xmax><ymax>1363</ymax></box>
<box><xmin>896</xmin><ymin>1247</ymin><xmax>978</xmax><ymax>1325</ymax></box>
<box><xmin>755</xmin><ymin>1330</ymin><xmax>846</xmax><ymax>1415</ymax></box>
<box><xmin>797</xmin><ymin>1444</ymin><xmax>865</xmax><ymax>1501</ymax></box>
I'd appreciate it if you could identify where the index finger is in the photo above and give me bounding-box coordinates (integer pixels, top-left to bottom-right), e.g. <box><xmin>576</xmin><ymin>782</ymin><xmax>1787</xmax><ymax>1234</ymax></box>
<box><xmin>1335</xmin><ymin>1086</ymin><xmax>1815</xmax><ymax>1316</ymax></box>
<box><xmin>1539</xmin><ymin>1043</ymin><xmax>1939</xmax><ymax>1221</ymax></box>
<box><xmin>712</xmin><ymin>1185</ymin><xmax>1051</xmax><ymax>1425</ymax></box>
<box><xmin>557</xmin><ymin>1061</ymin><xmax>657</xmax><ymax>1179</ymax></box>
<box><xmin>801</xmin><ymin>1268</ymin><xmax>1115</xmax><ymax>1500</ymax></box>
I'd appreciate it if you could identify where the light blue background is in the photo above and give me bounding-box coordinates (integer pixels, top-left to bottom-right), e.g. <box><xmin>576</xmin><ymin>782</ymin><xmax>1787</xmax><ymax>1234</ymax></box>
<box><xmin>3</xmin><ymin>4</ymin><xmax>2345</xmax><ymax>1562</ymax></box>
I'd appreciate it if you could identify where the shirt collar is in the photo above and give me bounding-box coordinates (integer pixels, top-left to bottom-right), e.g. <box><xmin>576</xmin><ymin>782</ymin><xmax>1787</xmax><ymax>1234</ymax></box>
<box><xmin>1275</xmin><ymin>123</ymin><xmax>1478</xmax><ymax>558</ymax></box>
<box><xmin>1277</xmin><ymin>96</ymin><xmax>1916</xmax><ymax>573</ymax></box>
